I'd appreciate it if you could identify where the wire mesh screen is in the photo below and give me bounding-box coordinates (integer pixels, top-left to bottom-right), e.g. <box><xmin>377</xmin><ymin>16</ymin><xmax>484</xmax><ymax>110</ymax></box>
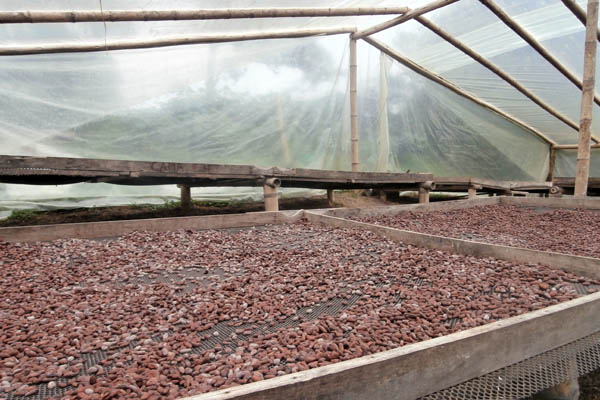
<box><xmin>421</xmin><ymin>330</ymin><xmax>600</xmax><ymax>400</ymax></box>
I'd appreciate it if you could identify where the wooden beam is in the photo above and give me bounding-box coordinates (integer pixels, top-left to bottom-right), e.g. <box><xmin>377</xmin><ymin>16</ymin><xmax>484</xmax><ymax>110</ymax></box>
<box><xmin>350</xmin><ymin>36</ymin><xmax>359</xmax><ymax>172</ymax></box>
<box><xmin>0</xmin><ymin>7</ymin><xmax>410</xmax><ymax>23</ymax></box>
<box><xmin>416</xmin><ymin>16</ymin><xmax>590</xmax><ymax>140</ymax></box>
<box><xmin>353</xmin><ymin>0</ymin><xmax>459</xmax><ymax>39</ymax></box>
<box><xmin>554</xmin><ymin>143</ymin><xmax>600</xmax><ymax>149</ymax></box>
<box><xmin>561</xmin><ymin>0</ymin><xmax>600</xmax><ymax>42</ymax></box>
<box><xmin>362</xmin><ymin>36</ymin><xmax>557</xmax><ymax>146</ymax></box>
<box><xmin>480</xmin><ymin>0</ymin><xmax>600</xmax><ymax>110</ymax></box>
<box><xmin>575</xmin><ymin>0</ymin><xmax>599</xmax><ymax>197</ymax></box>
<box><xmin>0</xmin><ymin>27</ymin><xmax>357</xmax><ymax>55</ymax></box>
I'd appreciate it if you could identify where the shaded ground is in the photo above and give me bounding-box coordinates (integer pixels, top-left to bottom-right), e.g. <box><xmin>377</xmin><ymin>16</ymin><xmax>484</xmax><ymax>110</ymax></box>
<box><xmin>0</xmin><ymin>191</ymin><xmax>419</xmax><ymax>227</ymax></box>
<box><xmin>582</xmin><ymin>370</ymin><xmax>600</xmax><ymax>399</ymax></box>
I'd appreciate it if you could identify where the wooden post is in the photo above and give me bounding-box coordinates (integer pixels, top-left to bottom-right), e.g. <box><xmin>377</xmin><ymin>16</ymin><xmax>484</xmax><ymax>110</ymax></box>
<box><xmin>546</xmin><ymin>146</ymin><xmax>557</xmax><ymax>182</ymax></box>
<box><xmin>418</xmin><ymin>187</ymin><xmax>430</xmax><ymax>203</ymax></box>
<box><xmin>468</xmin><ymin>187</ymin><xmax>477</xmax><ymax>199</ymax></box>
<box><xmin>418</xmin><ymin>181</ymin><xmax>435</xmax><ymax>204</ymax></box>
<box><xmin>178</xmin><ymin>184</ymin><xmax>192</xmax><ymax>209</ymax></box>
<box><xmin>263</xmin><ymin>178</ymin><xmax>281</xmax><ymax>212</ymax></box>
<box><xmin>350</xmin><ymin>36</ymin><xmax>359</xmax><ymax>172</ymax></box>
<box><xmin>327</xmin><ymin>189</ymin><xmax>335</xmax><ymax>207</ymax></box>
<box><xmin>575</xmin><ymin>0</ymin><xmax>599</xmax><ymax>198</ymax></box>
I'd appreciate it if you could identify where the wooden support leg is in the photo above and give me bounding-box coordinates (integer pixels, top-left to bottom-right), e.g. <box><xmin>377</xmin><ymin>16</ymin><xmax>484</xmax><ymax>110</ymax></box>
<box><xmin>378</xmin><ymin>190</ymin><xmax>387</xmax><ymax>202</ymax></box>
<box><xmin>178</xmin><ymin>184</ymin><xmax>192</xmax><ymax>209</ymax></box>
<box><xmin>263</xmin><ymin>178</ymin><xmax>280</xmax><ymax>212</ymax></box>
<box><xmin>468</xmin><ymin>187</ymin><xmax>477</xmax><ymax>199</ymax></box>
<box><xmin>418</xmin><ymin>187</ymin><xmax>430</xmax><ymax>204</ymax></box>
<box><xmin>327</xmin><ymin>189</ymin><xmax>335</xmax><ymax>207</ymax></box>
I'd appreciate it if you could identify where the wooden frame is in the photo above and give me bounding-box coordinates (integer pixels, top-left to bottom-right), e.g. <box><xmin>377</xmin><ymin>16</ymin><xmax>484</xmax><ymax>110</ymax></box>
<box><xmin>0</xmin><ymin>7</ymin><xmax>410</xmax><ymax>23</ymax></box>
<box><xmin>561</xmin><ymin>0</ymin><xmax>600</xmax><ymax>42</ymax></box>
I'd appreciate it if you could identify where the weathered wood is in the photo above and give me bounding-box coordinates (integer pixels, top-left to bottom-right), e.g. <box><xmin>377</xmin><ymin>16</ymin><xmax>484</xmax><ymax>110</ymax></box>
<box><xmin>561</xmin><ymin>0</ymin><xmax>600</xmax><ymax>42</ymax></box>
<box><xmin>0</xmin><ymin>27</ymin><xmax>357</xmax><ymax>55</ymax></box>
<box><xmin>327</xmin><ymin>189</ymin><xmax>335</xmax><ymax>206</ymax></box>
<box><xmin>0</xmin><ymin>155</ymin><xmax>433</xmax><ymax>189</ymax></box>
<box><xmin>0</xmin><ymin>7</ymin><xmax>409</xmax><ymax>23</ymax></box>
<box><xmin>0</xmin><ymin>212</ymin><xmax>300</xmax><ymax>243</ymax></box>
<box><xmin>416</xmin><ymin>16</ymin><xmax>581</xmax><ymax>135</ymax></box>
<box><xmin>480</xmin><ymin>0</ymin><xmax>600</xmax><ymax>120</ymax></box>
<box><xmin>263</xmin><ymin>178</ymin><xmax>280</xmax><ymax>212</ymax></box>
<box><xmin>362</xmin><ymin>37</ymin><xmax>557</xmax><ymax>146</ymax></box>
<box><xmin>352</xmin><ymin>0</ymin><xmax>459</xmax><ymax>39</ymax></box>
<box><xmin>547</xmin><ymin>146</ymin><xmax>557</xmax><ymax>182</ymax></box>
<box><xmin>183</xmin><ymin>290</ymin><xmax>600</xmax><ymax>400</ymax></box>
<box><xmin>306</xmin><ymin>212</ymin><xmax>600</xmax><ymax>278</ymax></box>
<box><xmin>467</xmin><ymin>186</ymin><xmax>477</xmax><ymax>199</ymax></box>
<box><xmin>179</xmin><ymin>184</ymin><xmax>192</xmax><ymax>209</ymax></box>
<box><xmin>575</xmin><ymin>0</ymin><xmax>599</xmax><ymax>197</ymax></box>
<box><xmin>553</xmin><ymin>143</ymin><xmax>600</xmax><ymax>149</ymax></box>
<box><xmin>500</xmin><ymin>195</ymin><xmax>600</xmax><ymax>209</ymax></box>
<box><xmin>350</xmin><ymin>37</ymin><xmax>359</xmax><ymax>172</ymax></box>
<box><xmin>418</xmin><ymin>187</ymin><xmax>430</xmax><ymax>203</ymax></box>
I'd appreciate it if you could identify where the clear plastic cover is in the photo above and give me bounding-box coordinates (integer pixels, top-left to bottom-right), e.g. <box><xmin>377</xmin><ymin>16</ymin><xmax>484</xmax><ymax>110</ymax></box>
<box><xmin>0</xmin><ymin>0</ymin><xmax>598</xmax><ymax>213</ymax></box>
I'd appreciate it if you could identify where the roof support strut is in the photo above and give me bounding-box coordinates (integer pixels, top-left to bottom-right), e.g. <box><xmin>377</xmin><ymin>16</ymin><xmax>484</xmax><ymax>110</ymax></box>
<box><xmin>480</xmin><ymin>0</ymin><xmax>600</xmax><ymax>108</ymax></box>
<box><xmin>416</xmin><ymin>15</ymin><xmax>599</xmax><ymax>143</ymax></box>
<box><xmin>352</xmin><ymin>0</ymin><xmax>460</xmax><ymax>39</ymax></box>
<box><xmin>362</xmin><ymin>36</ymin><xmax>557</xmax><ymax>146</ymax></box>
<box><xmin>560</xmin><ymin>0</ymin><xmax>600</xmax><ymax>42</ymax></box>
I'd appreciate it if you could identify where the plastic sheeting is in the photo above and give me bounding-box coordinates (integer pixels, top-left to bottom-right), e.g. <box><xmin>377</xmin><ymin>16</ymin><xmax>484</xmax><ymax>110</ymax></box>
<box><xmin>0</xmin><ymin>0</ymin><xmax>598</xmax><ymax>213</ymax></box>
<box><xmin>555</xmin><ymin>149</ymin><xmax>600</xmax><ymax>177</ymax></box>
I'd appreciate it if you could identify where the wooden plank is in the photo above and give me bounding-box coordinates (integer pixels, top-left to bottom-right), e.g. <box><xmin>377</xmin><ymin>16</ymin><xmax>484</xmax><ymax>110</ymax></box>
<box><xmin>182</xmin><ymin>291</ymin><xmax>600</xmax><ymax>400</ymax></box>
<box><xmin>501</xmin><ymin>195</ymin><xmax>600</xmax><ymax>210</ymax></box>
<box><xmin>315</xmin><ymin>197</ymin><xmax>501</xmax><ymax>219</ymax></box>
<box><xmin>305</xmin><ymin>212</ymin><xmax>600</xmax><ymax>279</ymax></box>
<box><xmin>0</xmin><ymin>211</ymin><xmax>302</xmax><ymax>242</ymax></box>
<box><xmin>0</xmin><ymin>156</ymin><xmax>432</xmax><ymax>184</ymax></box>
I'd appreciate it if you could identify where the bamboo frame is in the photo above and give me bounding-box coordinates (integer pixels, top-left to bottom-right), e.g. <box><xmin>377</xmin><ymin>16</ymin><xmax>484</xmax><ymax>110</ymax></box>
<box><xmin>0</xmin><ymin>27</ymin><xmax>357</xmax><ymax>55</ymax></box>
<box><xmin>0</xmin><ymin>7</ymin><xmax>409</xmax><ymax>23</ymax></box>
<box><xmin>554</xmin><ymin>144</ymin><xmax>600</xmax><ymax>150</ymax></box>
<box><xmin>350</xmin><ymin>36</ymin><xmax>359</xmax><ymax>172</ymax></box>
<box><xmin>362</xmin><ymin>36</ymin><xmax>557</xmax><ymax>146</ymax></box>
<box><xmin>574</xmin><ymin>0</ymin><xmax>599</xmax><ymax>197</ymax></box>
<box><xmin>480</xmin><ymin>0</ymin><xmax>600</xmax><ymax>108</ymax></box>
<box><xmin>352</xmin><ymin>0</ymin><xmax>459</xmax><ymax>39</ymax></box>
<box><xmin>416</xmin><ymin>16</ymin><xmax>598</xmax><ymax>143</ymax></box>
<box><xmin>561</xmin><ymin>0</ymin><xmax>600</xmax><ymax>42</ymax></box>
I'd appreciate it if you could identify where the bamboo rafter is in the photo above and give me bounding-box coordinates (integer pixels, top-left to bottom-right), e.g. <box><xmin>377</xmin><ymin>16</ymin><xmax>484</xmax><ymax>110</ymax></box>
<box><xmin>362</xmin><ymin>36</ymin><xmax>557</xmax><ymax>146</ymax></box>
<box><xmin>0</xmin><ymin>7</ymin><xmax>409</xmax><ymax>23</ymax></box>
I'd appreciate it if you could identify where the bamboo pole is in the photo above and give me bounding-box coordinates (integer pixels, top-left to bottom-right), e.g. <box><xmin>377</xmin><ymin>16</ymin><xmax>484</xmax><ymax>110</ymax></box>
<box><xmin>480</xmin><ymin>0</ymin><xmax>600</xmax><ymax>108</ymax></box>
<box><xmin>0</xmin><ymin>7</ymin><xmax>410</xmax><ymax>23</ymax></box>
<box><xmin>353</xmin><ymin>0</ymin><xmax>459</xmax><ymax>39</ymax></box>
<box><xmin>416</xmin><ymin>16</ymin><xmax>599</xmax><ymax>143</ymax></box>
<box><xmin>0</xmin><ymin>27</ymin><xmax>357</xmax><ymax>55</ymax></box>
<box><xmin>561</xmin><ymin>0</ymin><xmax>600</xmax><ymax>41</ymax></box>
<box><xmin>363</xmin><ymin>36</ymin><xmax>557</xmax><ymax>146</ymax></box>
<box><xmin>553</xmin><ymin>143</ymin><xmax>600</xmax><ymax>149</ymax></box>
<box><xmin>574</xmin><ymin>0</ymin><xmax>599</xmax><ymax>197</ymax></box>
<box><xmin>350</xmin><ymin>36</ymin><xmax>359</xmax><ymax>172</ymax></box>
